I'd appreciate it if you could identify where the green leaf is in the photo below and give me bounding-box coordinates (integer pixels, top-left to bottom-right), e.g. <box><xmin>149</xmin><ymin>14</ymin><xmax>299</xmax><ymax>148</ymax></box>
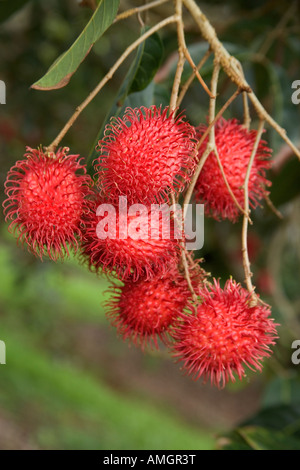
<box><xmin>128</xmin><ymin>32</ymin><xmax>163</xmax><ymax>93</ymax></box>
<box><xmin>219</xmin><ymin>399</ymin><xmax>300</xmax><ymax>450</ymax></box>
<box><xmin>31</xmin><ymin>0</ymin><xmax>120</xmax><ymax>90</ymax></box>
<box><xmin>244</xmin><ymin>403</ymin><xmax>300</xmax><ymax>434</ymax></box>
<box><xmin>87</xmin><ymin>27</ymin><xmax>163</xmax><ymax>171</ymax></box>
<box><xmin>238</xmin><ymin>426</ymin><xmax>300</xmax><ymax>450</ymax></box>
<box><xmin>220</xmin><ymin>425</ymin><xmax>300</xmax><ymax>450</ymax></box>
<box><xmin>125</xmin><ymin>81</ymin><xmax>155</xmax><ymax>109</ymax></box>
<box><xmin>106</xmin><ymin>27</ymin><xmax>163</xmax><ymax>115</ymax></box>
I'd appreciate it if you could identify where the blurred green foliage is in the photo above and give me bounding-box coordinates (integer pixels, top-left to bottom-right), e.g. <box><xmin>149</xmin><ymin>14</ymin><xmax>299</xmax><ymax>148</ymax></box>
<box><xmin>0</xmin><ymin>229</ymin><xmax>216</xmax><ymax>450</ymax></box>
<box><xmin>0</xmin><ymin>0</ymin><xmax>300</xmax><ymax>450</ymax></box>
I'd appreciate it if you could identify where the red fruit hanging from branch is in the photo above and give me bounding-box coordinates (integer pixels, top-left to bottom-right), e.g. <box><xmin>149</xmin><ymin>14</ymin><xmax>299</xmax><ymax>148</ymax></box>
<box><xmin>80</xmin><ymin>196</ymin><xmax>181</xmax><ymax>281</ymax></box>
<box><xmin>106</xmin><ymin>269</ymin><xmax>197</xmax><ymax>350</ymax></box>
<box><xmin>194</xmin><ymin>118</ymin><xmax>272</xmax><ymax>222</ymax></box>
<box><xmin>95</xmin><ymin>106</ymin><xmax>197</xmax><ymax>205</ymax></box>
<box><xmin>170</xmin><ymin>279</ymin><xmax>278</xmax><ymax>388</ymax></box>
<box><xmin>3</xmin><ymin>147</ymin><xmax>93</xmax><ymax>261</ymax></box>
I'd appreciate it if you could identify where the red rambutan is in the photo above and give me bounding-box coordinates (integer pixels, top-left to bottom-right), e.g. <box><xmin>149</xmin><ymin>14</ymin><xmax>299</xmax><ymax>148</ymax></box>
<box><xmin>95</xmin><ymin>106</ymin><xmax>196</xmax><ymax>204</ymax></box>
<box><xmin>171</xmin><ymin>278</ymin><xmax>278</xmax><ymax>387</ymax></box>
<box><xmin>80</xmin><ymin>196</ymin><xmax>180</xmax><ymax>281</ymax></box>
<box><xmin>106</xmin><ymin>270</ymin><xmax>193</xmax><ymax>350</ymax></box>
<box><xmin>194</xmin><ymin>118</ymin><xmax>272</xmax><ymax>222</ymax></box>
<box><xmin>3</xmin><ymin>147</ymin><xmax>92</xmax><ymax>260</ymax></box>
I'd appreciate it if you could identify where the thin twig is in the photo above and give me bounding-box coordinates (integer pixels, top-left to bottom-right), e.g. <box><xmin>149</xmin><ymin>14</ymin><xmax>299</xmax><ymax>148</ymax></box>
<box><xmin>169</xmin><ymin>0</ymin><xmax>186</xmax><ymax>112</ymax></box>
<box><xmin>183</xmin><ymin>144</ymin><xmax>213</xmax><ymax>219</ymax></box>
<box><xmin>176</xmin><ymin>13</ymin><xmax>213</xmax><ymax>98</ymax></box>
<box><xmin>265</xmin><ymin>194</ymin><xmax>284</xmax><ymax>220</ymax></box>
<box><xmin>181</xmin><ymin>245</ymin><xmax>198</xmax><ymax>301</ymax></box>
<box><xmin>241</xmin><ymin>120</ymin><xmax>265</xmax><ymax>304</ymax></box>
<box><xmin>45</xmin><ymin>15</ymin><xmax>178</xmax><ymax>152</ymax></box>
<box><xmin>183</xmin><ymin>87</ymin><xmax>241</xmax><ymax>215</ymax></box>
<box><xmin>196</xmin><ymin>87</ymin><xmax>241</xmax><ymax>154</ymax></box>
<box><xmin>182</xmin><ymin>0</ymin><xmax>300</xmax><ymax>162</ymax></box>
<box><xmin>180</xmin><ymin>62</ymin><xmax>220</xmax><ymax>298</ymax></box>
<box><xmin>183</xmin><ymin>61</ymin><xmax>219</xmax><ymax>220</ymax></box>
<box><xmin>170</xmin><ymin>163</ymin><xmax>198</xmax><ymax>301</ymax></box>
<box><xmin>213</xmin><ymin>146</ymin><xmax>252</xmax><ymax>221</ymax></box>
<box><xmin>177</xmin><ymin>48</ymin><xmax>211</xmax><ymax>107</ymax></box>
<box><xmin>137</xmin><ymin>11</ymin><xmax>145</xmax><ymax>28</ymax></box>
<box><xmin>242</xmin><ymin>91</ymin><xmax>251</xmax><ymax>130</ymax></box>
<box><xmin>182</xmin><ymin>0</ymin><xmax>251</xmax><ymax>90</ymax></box>
<box><xmin>235</xmin><ymin>60</ymin><xmax>251</xmax><ymax>130</ymax></box>
<box><xmin>114</xmin><ymin>0</ymin><xmax>170</xmax><ymax>23</ymax></box>
<box><xmin>208</xmin><ymin>63</ymin><xmax>252</xmax><ymax>221</ymax></box>
<box><xmin>207</xmin><ymin>60</ymin><xmax>219</xmax><ymax>143</ymax></box>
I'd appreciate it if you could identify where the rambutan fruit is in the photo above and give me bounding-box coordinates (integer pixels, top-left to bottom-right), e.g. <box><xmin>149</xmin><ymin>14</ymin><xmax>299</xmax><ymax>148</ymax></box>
<box><xmin>106</xmin><ymin>270</ymin><xmax>194</xmax><ymax>350</ymax></box>
<box><xmin>194</xmin><ymin>118</ymin><xmax>272</xmax><ymax>222</ymax></box>
<box><xmin>95</xmin><ymin>106</ymin><xmax>196</xmax><ymax>204</ymax></box>
<box><xmin>80</xmin><ymin>196</ymin><xmax>180</xmax><ymax>281</ymax></box>
<box><xmin>171</xmin><ymin>278</ymin><xmax>278</xmax><ymax>388</ymax></box>
<box><xmin>3</xmin><ymin>146</ymin><xmax>93</xmax><ymax>260</ymax></box>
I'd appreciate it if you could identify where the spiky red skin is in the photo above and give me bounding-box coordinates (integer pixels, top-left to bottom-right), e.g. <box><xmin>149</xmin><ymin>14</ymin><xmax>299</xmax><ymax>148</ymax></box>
<box><xmin>80</xmin><ymin>197</ymin><xmax>180</xmax><ymax>281</ymax></box>
<box><xmin>95</xmin><ymin>106</ymin><xmax>197</xmax><ymax>205</ymax></box>
<box><xmin>194</xmin><ymin>119</ymin><xmax>272</xmax><ymax>222</ymax></box>
<box><xmin>3</xmin><ymin>147</ymin><xmax>93</xmax><ymax>260</ymax></box>
<box><xmin>171</xmin><ymin>279</ymin><xmax>278</xmax><ymax>388</ymax></box>
<box><xmin>106</xmin><ymin>271</ymin><xmax>193</xmax><ymax>350</ymax></box>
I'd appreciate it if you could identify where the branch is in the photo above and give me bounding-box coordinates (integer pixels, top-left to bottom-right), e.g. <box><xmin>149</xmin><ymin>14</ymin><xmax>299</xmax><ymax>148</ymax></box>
<box><xmin>176</xmin><ymin>4</ymin><xmax>213</xmax><ymax>98</ymax></box>
<box><xmin>169</xmin><ymin>0</ymin><xmax>186</xmax><ymax>112</ymax></box>
<box><xmin>114</xmin><ymin>0</ymin><xmax>171</xmax><ymax>23</ymax></box>
<box><xmin>206</xmin><ymin>63</ymin><xmax>251</xmax><ymax>220</ymax></box>
<box><xmin>177</xmin><ymin>48</ymin><xmax>211</xmax><ymax>107</ymax></box>
<box><xmin>241</xmin><ymin>120</ymin><xmax>265</xmax><ymax>305</ymax></box>
<box><xmin>46</xmin><ymin>14</ymin><xmax>178</xmax><ymax>152</ymax></box>
<box><xmin>183</xmin><ymin>86</ymin><xmax>241</xmax><ymax>216</ymax></box>
<box><xmin>213</xmin><ymin>146</ymin><xmax>252</xmax><ymax>221</ymax></box>
<box><xmin>170</xmin><ymin>191</ymin><xmax>198</xmax><ymax>302</ymax></box>
<box><xmin>182</xmin><ymin>0</ymin><xmax>250</xmax><ymax>90</ymax></box>
<box><xmin>265</xmin><ymin>194</ymin><xmax>284</xmax><ymax>220</ymax></box>
<box><xmin>181</xmin><ymin>244</ymin><xmax>198</xmax><ymax>302</ymax></box>
<box><xmin>182</xmin><ymin>0</ymin><xmax>300</xmax><ymax>162</ymax></box>
<box><xmin>182</xmin><ymin>62</ymin><xmax>220</xmax><ymax>218</ymax></box>
<box><xmin>234</xmin><ymin>59</ymin><xmax>251</xmax><ymax>130</ymax></box>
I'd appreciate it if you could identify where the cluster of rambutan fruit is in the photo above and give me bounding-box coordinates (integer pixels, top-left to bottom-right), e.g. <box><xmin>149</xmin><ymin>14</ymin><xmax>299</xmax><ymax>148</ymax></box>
<box><xmin>3</xmin><ymin>105</ymin><xmax>278</xmax><ymax>387</ymax></box>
